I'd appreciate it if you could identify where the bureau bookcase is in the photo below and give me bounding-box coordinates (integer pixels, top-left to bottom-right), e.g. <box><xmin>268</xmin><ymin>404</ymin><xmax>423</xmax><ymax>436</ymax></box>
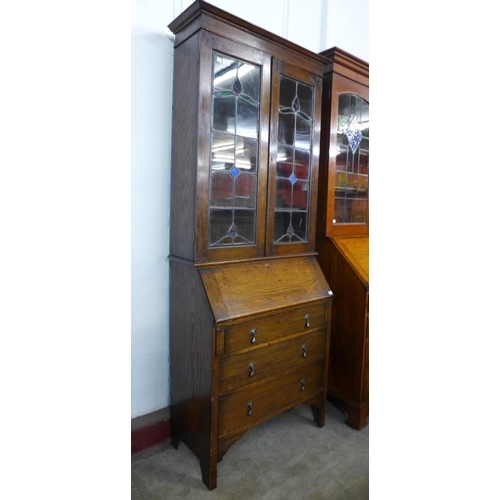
<box><xmin>315</xmin><ymin>47</ymin><xmax>369</xmax><ymax>430</ymax></box>
<box><xmin>168</xmin><ymin>1</ymin><xmax>332</xmax><ymax>489</ymax></box>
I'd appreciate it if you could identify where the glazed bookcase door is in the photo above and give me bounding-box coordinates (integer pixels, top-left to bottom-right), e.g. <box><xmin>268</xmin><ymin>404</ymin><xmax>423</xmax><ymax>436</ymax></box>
<box><xmin>198</xmin><ymin>31</ymin><xmax>271</xmax><ymax>262</ymax></box>
<box><xmin>328</xmin><ymin>75</ymin><xmax>369</xmax><ymax>237</ymax></box>
<box><xmin>266</xmin><ymin>60</ymin><xmax>322</xmax><ymax>256</ymax></box>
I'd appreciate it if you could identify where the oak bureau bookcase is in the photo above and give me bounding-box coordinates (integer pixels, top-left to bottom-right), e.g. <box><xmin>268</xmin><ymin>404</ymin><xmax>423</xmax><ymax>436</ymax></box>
<box><xmin>315</xmin><ymin>47</ymin><xmax>369</xmax><ymax>430</ymax></box>
<box><xmin>167</xmin><ymin>1</ymin><xmax>333</xmax><ymax>490</ymax></box>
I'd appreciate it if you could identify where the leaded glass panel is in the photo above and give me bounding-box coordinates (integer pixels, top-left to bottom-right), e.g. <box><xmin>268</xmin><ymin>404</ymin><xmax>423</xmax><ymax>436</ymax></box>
<box><xmin>334</xmin><ymin>94</ymin><xmax>369</xmax><ymax>224</ymax></box>
<box><xmin>273</xmin><ymin>75</ymin><xmax>314</xmax><ymax>243</ymax></box>
<box><xmin>209</xmin><ymin>52</ymin><xmax>260</xmax><ymax>247</ymax></box>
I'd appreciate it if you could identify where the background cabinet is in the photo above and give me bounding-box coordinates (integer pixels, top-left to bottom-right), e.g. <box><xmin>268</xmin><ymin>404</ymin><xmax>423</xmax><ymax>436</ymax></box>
<box><xmin>168</xmin><ymin>1</ymin><xmax>332</xmax><ymax>489</ymax></box>
<box><xmin>316</xmin><ymin>47</ymin><xmax>369</xmax><ymax>429</ymax></box>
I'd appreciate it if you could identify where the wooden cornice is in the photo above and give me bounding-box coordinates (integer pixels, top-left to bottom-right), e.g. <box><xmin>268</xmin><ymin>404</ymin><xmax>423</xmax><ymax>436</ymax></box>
<box><xmin>168</xmin><ymin>0</ymin><xmax>330</xmax><ymax>66</ymax></box>
<box><xmin>320</xmin><ymin>46</ymin><xmax>369</xmax><ymax>86</ymax></box>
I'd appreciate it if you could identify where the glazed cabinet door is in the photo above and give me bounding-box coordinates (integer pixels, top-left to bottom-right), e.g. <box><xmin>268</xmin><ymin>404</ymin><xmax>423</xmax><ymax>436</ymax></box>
<box><xmin>328</xmin><ymin>75</ymin><xmax>369</xmax><ymax>237</ymax></box>
<box><xmin>197</xmin><ymin>31</ymin><xmax>272</xmax><ymax>262</ymax></box>
<box><xmin>266</xmin><ymin>60</ymin><xmax>322</xmax><ymax>256</ymax></box>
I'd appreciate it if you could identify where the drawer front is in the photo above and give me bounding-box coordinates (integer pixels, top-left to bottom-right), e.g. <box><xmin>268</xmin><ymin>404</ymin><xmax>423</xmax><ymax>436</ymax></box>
<box><xmin>219</xmin><ymin>329</ymin><xmax>326</xmax><ymax>393</ymax></box>
<box><xmin>224</xmin><ymin>302</ymin><xmax>328</xmax><ymax>354</ymax></box>
<box><xmin>219</xmin><ymin>359</ymin><xmax>324</xmax><ymax>437</ymax></box>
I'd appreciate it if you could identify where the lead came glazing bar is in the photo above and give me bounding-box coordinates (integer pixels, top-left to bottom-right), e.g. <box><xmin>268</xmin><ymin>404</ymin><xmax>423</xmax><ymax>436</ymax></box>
<box><xmin>209</xmin><ymin>53</ymin><xmax>261</xmax><ymax>246</ymax></box>
<box><xmin>273</xmin><ymin>75</ymin><xmax>314</xmax><ymax>243</ymax></box>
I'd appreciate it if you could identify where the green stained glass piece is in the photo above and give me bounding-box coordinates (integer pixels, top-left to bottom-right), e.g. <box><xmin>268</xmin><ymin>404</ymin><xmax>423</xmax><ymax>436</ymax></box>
<box><xmin>214</xmin><ymin>90</ymin><xmax>235</xmax><ymax>98</ymax></box>
<box><xmin>238</xmin><ymin>94</ymin><xmax>258</xmax><ymax>107</ymax></box>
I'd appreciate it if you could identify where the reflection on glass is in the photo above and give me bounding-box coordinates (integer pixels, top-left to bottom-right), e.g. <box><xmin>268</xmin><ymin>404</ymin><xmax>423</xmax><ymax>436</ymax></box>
<box><xmin>276</xmin><ymin>145</ymin><xmax>294</xmax><ymax>178</ymax></box>
<box><xmin>209</xmin><ymin>52</ymin><xmax>261</xmax><ymax>247</ymax></box>
<box><xmin>273</xmin><ymin>211</ymin><xmax>307</xmax><ymax>242</ymax></box>
<box><xmin>237</xmin><ymin>99</ymin><xmax>258</xmax><ymax>138</ymax></box>
<box><xmin>273</xmin><ymin>75</ymin><xmax>314</xmax><ymax>243</ymax></box>
<box><xmin>334</xmin><ymin>94</ymin><xmax>369</xmax><ymax>224</ymax></box>
<box><xmin>292</xmin><ymin>181</ymin><xmax>308</xmax><ymax>210</ymax></box>
<box><xmin>235</xmin><ymin>137</ymin><xmax>257</xmax><ymax>173</ymax></box>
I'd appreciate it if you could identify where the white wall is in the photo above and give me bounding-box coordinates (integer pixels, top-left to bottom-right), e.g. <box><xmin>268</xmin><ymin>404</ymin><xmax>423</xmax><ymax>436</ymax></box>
<box><xmin>325</xmin><ymin>0</ymin><xmax>369</xmax><ymax>61</ymax></box>
<box><xmin>131</xmin><ymin>30</ymin><xmax>173</xmax><ymax>417</ymax></box>
<box><xmin>131</xmin><ymin>0</ymin><xmax>368</xmax><ymax>419</ymax></box>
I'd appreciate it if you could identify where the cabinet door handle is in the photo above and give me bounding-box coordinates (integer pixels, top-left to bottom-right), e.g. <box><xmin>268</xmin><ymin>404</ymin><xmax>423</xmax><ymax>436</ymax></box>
<box><xmin>247</xmin><ymin>401</ymin><xmax>254</xmax><ymax>416</ymax></box>
<box><xmin>248</xmin><ymin>362</ymin><xmax>256</xmax><ymax>377</ymax></box>
<box><xmin>301</xmin><ymin>344</ymin><xmax>307</xmax><ymax>357</ymax></box>
<box><xmin>300</xmin><ymin>378</ymin><xmax>306</xmax><ymax>391</ymax></box>
<box><xmin>304</xmin><ymin>314</ymin><xmax>310</xmax><ymax>328</ymax></box>
<box><xmin>249</xmin><ymin>328</ymin><xmax>257</xmax><ymax>343</ymax></box>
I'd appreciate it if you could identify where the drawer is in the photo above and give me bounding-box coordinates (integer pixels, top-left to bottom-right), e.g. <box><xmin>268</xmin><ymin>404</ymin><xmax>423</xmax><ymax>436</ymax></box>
<box><xmin>218</xmin><ymin>359</ymin><xmax>324</xmax><ymax>437</ymax></box>
<box><xmin>219</xmin><ymin>329</ymin><xmax>326</xmax><ymax>393</ymax></box>
<box><xmin>223</xmin><ymin>302</ymin><xmax>328</xmax><ymax>354</ymax></box>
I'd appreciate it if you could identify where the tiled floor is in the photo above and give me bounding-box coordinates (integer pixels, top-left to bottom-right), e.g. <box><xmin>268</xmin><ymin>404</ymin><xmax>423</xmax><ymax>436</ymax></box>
<box><xmin>132</xmin><ymin>401</ymin><xmax>368</xmax><ymax>499</ymax></box>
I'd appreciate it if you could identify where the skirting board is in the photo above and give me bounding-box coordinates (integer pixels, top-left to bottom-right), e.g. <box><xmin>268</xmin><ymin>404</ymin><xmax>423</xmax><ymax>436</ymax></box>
<box><xmin>131</xmin><ymin>407</ymin><xmax>170</xmax><ymax>454</ymax></box>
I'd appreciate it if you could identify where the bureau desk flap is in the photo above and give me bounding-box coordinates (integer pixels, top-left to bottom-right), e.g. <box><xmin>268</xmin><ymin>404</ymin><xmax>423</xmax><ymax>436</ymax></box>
<box><xmin>332</xmin><ymin>236</ymin><xmax>369</xmax><ymax>288</ymax></box>
<box><xmin>198</xmin><ymin>256</ymin><xmax>332</xmax><ymax>323</ymax></box>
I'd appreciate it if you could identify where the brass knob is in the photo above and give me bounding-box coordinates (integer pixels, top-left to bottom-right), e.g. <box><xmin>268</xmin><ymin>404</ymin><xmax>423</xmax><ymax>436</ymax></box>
<box><xmin>247</xmin><ymin>401</ymin><xmax>254</xmax><ymax>416</ymax></box>
<box><xmin>304</xmin><ymin>314</ymin><xmax>310</xmax><ymax>328</ymax></box>
<box><xmin>300</xmin><ymin>378</ymin><xmax>306</xmax><ymax>391</ymax></box>
<box><xmin>249</xmin><ymin>328</ymin><xmax>257</xmax><ymax>343</ymax></box>
<box><xmin>301</xmin><ymin>344</ymin><xmax>307</xmax><ymax>357</ymax></box>
<box><xmin>248</xmin><ymin>362</ymin><xmax>256</xmax><ymax>377</ymax></box>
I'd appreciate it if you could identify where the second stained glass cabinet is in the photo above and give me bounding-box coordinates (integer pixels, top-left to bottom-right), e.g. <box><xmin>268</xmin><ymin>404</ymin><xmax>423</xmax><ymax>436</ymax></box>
<box><xmin>168</xmin><ymin>1</ymin><xmax>332</xmax><ymax>490</ymax></box>
<box><xmin>316</xmin><ymin>47</ymin><xmax>369</xmax><ymax>430</ymax></box>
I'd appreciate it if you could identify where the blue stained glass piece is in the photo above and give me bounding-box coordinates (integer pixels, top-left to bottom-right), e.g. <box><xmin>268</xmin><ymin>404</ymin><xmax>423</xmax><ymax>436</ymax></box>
<box><xmin>346</xmin><ymin>117</ymin><xmax>362</xmax><ymax>154</ymax></box>
<box><xmin>230</xmin><ymin>165</ymin><xmax>240</xmax><ymax>178</ymax></box>
<box><xmin>289</xmin><ymin>173</ymin><xmax>297</xmax><ymax>184</ymax></box>
<box><xmin>228</xmin><ymin>223</ymin><xmax>238</xmax><ymax>237</ymax></box>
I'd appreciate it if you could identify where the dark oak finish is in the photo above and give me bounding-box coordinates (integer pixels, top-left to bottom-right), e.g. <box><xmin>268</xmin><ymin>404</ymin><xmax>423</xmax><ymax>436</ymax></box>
<box><xmin>317</xmin><ymin>47</ymin><xmax>369</xmax><ymax>239</ymax></box>
<box><xmin>168</xmin><ymin>2</ymin><xmax>332</xmax><ymax>490</ymax></box>
<box><xmin>316</xmin><ymin>236</ymin><xmax>369</xmax><ymax>429</ymax></box>
<box><xmin>315</xmin><ymin>47</ymin><xmax>369</xmax><ymax>429</ymax></box>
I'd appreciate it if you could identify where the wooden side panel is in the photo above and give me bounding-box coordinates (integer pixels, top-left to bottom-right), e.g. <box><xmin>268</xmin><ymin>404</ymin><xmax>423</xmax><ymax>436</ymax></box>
<box><xmin>314</xmin><ymin>236</ymin><xmax>334</xmax><ymax>290</ymax></box>
<box><xmin>170</xmin><ymin>33</ymin><xmax>200</xmax><ymax>261</ymax></box>
<box><xmin>316</xmin><ymin>234</ymin><xmax>369</xmax><ymax>429</ymax></box>
<box><xmin>334</xmin><ymin>236</ymin><xmax>369</xmax><ymax>286</ymax></box>
<box><xmin>169</xmin><ymin>258</ymin><xmax>216</xmax><ymax>469</ymax></box>
<box><xmin>328</xmin><ymin>242</ymin><xmax>367</xmax><ymax>402</ymax></box>
<box><xmin>316</xmin><ymin>72</ymin><xmax>333</xmax><ymax>238</ymax></box>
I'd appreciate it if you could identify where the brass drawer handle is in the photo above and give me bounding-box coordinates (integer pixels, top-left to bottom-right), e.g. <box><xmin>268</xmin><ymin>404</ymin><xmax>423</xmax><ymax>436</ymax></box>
<box><xmin>304</xmin><ymin>314</ymin><xmax>310</xmax><ymax>328</ymax></box>
<box><xmin>248</xmin><ymin>362</ymin><xmax>256</xmax><ymax>377</ymax></box>
<box><xmin>301</xmin><ymin>344</ymin><xmax>307</xmax><ymax>357</ymax></box>
<box><xmin>247</xmin><ymin>401</ymin><xmax>254</xmax><ymax>416</ymax></box>
<box><xmin>300</xmin><ymin>378</ymin><xmax>306</xmax><ymax>391</ymax></box>
<box><xmin>249</xmin><ymin>328</ymin><xmax>257</xmax><ymax>344</ymax></box>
